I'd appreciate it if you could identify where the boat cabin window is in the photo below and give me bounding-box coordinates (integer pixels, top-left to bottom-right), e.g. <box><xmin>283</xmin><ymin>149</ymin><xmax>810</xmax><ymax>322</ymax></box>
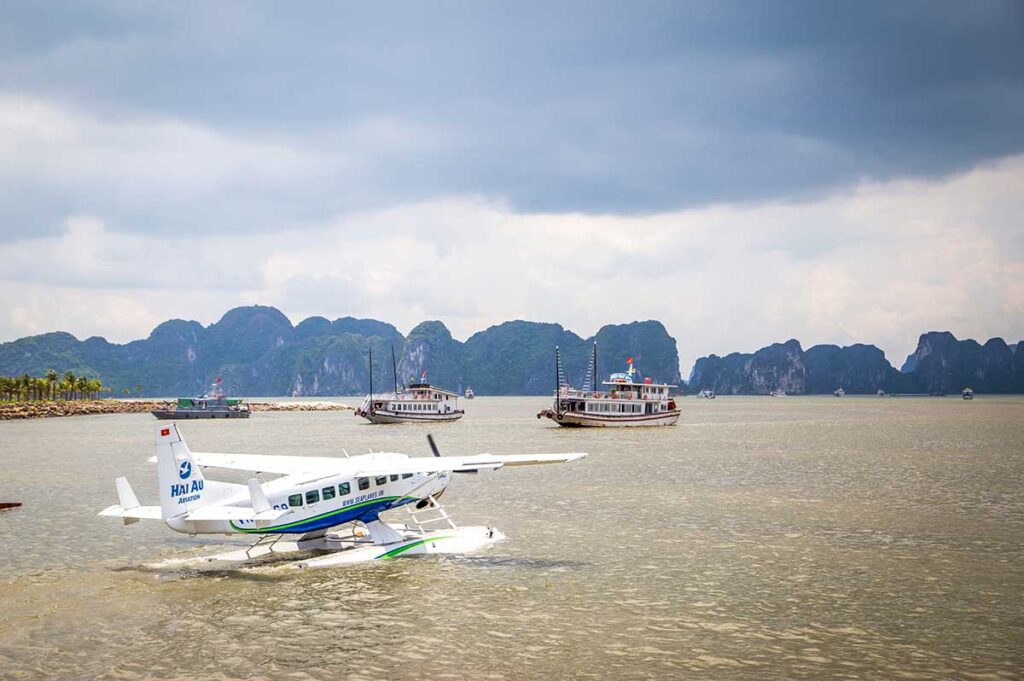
<box><xmin>339</xmin><ymin>482</ymin><xmax>351</xmax><ymax>496</ymax></box>
<box><xmin>305</xmin><ymin>490</ymin><xmax>320</xmax><ymax>504</ymax></box>
<box><xmin>390</xmin><ymin>474</ymin><xmax>399</xmax><ymax>482</ymax></box>
<box><xmin>402</xmin><ymin>473</ymin><xmax>413</xmax><ymax>479</ymax></box>
<box><xmin>322</xmin><ymin>486</ymin><xmax>336</xmax><ymax>500</ymax></box>
<box><xmin>288</xmin><ymin>494</ymin><xmax>303</xmax><ymax>507</ymax></box>
<box><xmin>375</xmin><ymin>475</ymin><xmax>387</xmax><ymax>486</ymax></box>
<box><xmin>358</xmin><ymin>477</ymin><xmax>370</xmax><ymax>491</ymax></box>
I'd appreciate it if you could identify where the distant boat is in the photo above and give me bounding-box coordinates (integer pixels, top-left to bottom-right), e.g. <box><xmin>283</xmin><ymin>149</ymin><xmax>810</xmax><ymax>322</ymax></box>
<box><xmin>696</xmin><ymin>388</ymin><xmax>716</xmax><ymax>399</ymax></box>
<box><xmin>355</xmin><ymin>347</ymin><xmax>464</xmax><ymax>424</ymax></box>
<box><xmin>465</xmin><ymin>386</ymin><xmax>475</xmax><ymax>399</ymax></box>
<box><xmin>962</xmin><ymin>387</ymin><xmax>975</xmax><ymax>400</ymax></box>
<box><xmin>537</xmin><ymin>344</ymin><xmax>680</xmax><ymax>427</ymax></box>
<box><xmin>151</xmin><ymin>378</ymin><xmax>250</xmax><ymax>419</ymax></box>
<box><xmin>877</xmin><ymin>389</ymin><xmax>886</xmax><ymax>397</ymax></box>
<box><xmin>834</xmin><ymin>387</ymin><xmax>846</xmax><ymax>397</ymax></box>
<box><xmin>769</xmin><ymin>389</ymin><xmax>787</xmax><ymax>397</ymax></box>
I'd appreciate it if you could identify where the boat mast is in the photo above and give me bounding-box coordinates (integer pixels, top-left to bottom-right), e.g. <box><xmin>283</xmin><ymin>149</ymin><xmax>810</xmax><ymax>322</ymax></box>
<box><xmin>592</xmin><ymin>341</ymin><xmax>598</xmax><ymax>392</ymax></box>
<box><xmin>555</xmin><ymin>345</ymin><xmax>561</xmax><ymax>414</ymax></box>
<box><xmin>368</xmin><ymin>346</ymin><xmax>373</xmax><ymax>399</ymax></box>
<box><xmin>391</xmin><ymin>346</ymin><xmax>399</xmax><ymax>395</ymax></box>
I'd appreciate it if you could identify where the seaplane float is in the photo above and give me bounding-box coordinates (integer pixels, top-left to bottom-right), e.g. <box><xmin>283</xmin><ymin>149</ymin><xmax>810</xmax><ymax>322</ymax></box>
<box><xmin>100</xmin><ymin>424</ymin><xmax>585</xmax><ymax>569</ymax></box>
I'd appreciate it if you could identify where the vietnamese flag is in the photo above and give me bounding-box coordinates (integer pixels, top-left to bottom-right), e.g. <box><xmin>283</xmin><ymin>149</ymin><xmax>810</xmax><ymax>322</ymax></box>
<box><xmin>626</xmin><ymin>357</ymin><xmax>634</xmax><ymax>364</ymax></box>
<box><xmin>160</xmin><ymin>428</ymin><xmax>170</xmax><ymax>437</ymax></box>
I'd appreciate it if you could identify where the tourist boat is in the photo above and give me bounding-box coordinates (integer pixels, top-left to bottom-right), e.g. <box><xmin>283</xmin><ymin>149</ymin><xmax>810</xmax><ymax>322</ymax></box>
<box><xmin>536</xmin><ymin>345</ymin><xmax>679</xmax><ymax>427</ymax></box>
<box><xmin>355</xmin><ymin>347</ymin><xmax>464</xmax><ymax>424</ymax></box>
<box><xmin>696</xmin><ymin>388</ymin><xmax>716</xmax><ymax>399</ymax></box>
<box><xmin>152</xmin><ymin>378</ymin><xmax>250</xmax><ymax>419</ymax></box>
<box><xmin>769</xmin><ymin>389</ymin><xmax>787</xmax><ymax>397</ymax></box>
<box><xmin>962</xmin><ymin>387</ymin><xmax>975</xmax><ymax>400</ymax></box>
<box><xmin>834</xmin><ymin>387</ymin><xmax>846</xmax><ymax>397</ymax></box>
<box><xmin>876</xmin><ymin>389</ymin><xmax>886</xmax><ymax>397</ymax></box>
<box><xmin>465</xmin><ymin>386</ymin><xmax>475</xmax><ymax>399</ymax></box>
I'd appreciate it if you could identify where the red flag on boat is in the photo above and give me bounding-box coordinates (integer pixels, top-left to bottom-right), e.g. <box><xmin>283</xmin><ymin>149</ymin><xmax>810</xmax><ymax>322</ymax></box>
<box><xmin>421</xmin><ymin>370</ymin><xmax>428</xmax><ymax>378</ymax></box>
<box><xmin>160</xmin><ymin>428</ymin><xmax>170</xmax><ymax>437</ymax></box>
<box><xmin>626</xmin><ymin>357</ymin><xmax>634</xmax><ymax>364</ymax></box>
<box><xmin>645</xmin><ymin>377</ymin><xmax>652</xmax><ymax>384</ymax></box>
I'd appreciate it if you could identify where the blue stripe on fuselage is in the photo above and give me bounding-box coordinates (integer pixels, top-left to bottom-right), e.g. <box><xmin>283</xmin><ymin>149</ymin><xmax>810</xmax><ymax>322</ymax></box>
<box><xmin>232</xmin><ymin>496</ymin><xmax>417</xmax><ymax>534</ymax></box>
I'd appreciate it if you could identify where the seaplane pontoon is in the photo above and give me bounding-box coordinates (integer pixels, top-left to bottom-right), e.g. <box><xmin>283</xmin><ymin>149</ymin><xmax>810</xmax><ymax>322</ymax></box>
<box><xmin>537</xmin><ymin>344</ymin><xmax>680</xmax><ymax>427</ymax></box>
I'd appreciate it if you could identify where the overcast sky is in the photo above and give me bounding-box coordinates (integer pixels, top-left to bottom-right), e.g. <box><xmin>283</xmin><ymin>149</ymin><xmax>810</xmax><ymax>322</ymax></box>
<box><xmin>2</xmin><ymin>1</ymin><xmax>1022</xmax><ymax>374</ymax></box>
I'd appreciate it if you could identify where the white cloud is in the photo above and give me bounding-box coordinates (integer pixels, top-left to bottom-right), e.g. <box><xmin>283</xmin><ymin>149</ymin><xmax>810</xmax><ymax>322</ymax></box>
<box><xmin>2</xmin><ymin>156</ymin><xmax>1023</xmax><ymax>375</ymax></box>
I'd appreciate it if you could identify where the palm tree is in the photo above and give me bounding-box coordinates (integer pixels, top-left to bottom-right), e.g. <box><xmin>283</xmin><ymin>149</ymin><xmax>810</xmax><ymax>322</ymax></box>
<box><xmin>45</xmin><ymin>369</ymin><xmax>58</xmax><ymax>400</ymax></box>
<box><xmin>123</xmin><ymin>387</ymin><xmax>130</xmax><ymax>397</ymax></box>
<box><xmin>63</xmin><ymin>371</ymin><xmax>76</xmax><ymax>400</ymax></box>
<box><xmin>135</xmin><ymin>384</ymin><xmax>143</xmax><ymax>397</ymax></box>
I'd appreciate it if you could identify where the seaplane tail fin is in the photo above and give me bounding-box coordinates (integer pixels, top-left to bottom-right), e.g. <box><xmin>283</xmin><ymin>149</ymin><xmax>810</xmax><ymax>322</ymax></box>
<box><xmin>156</xmin><ymin>423</ymin><xmax>208</xmax><ymax>520</ymax></box>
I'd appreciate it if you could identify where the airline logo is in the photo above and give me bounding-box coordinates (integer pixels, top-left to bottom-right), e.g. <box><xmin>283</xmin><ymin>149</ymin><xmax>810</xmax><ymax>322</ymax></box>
<box><xmin>179</xmin><ymin>461</ymin><xmax>192</xmax><ymax>479</ymax></box>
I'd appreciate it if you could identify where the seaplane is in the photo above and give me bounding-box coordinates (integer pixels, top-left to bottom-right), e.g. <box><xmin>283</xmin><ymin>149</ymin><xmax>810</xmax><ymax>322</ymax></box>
<box><xmin>99</xmin><ymin>424</ymin><xmax>585</xmax><ymax>568</ymax></box>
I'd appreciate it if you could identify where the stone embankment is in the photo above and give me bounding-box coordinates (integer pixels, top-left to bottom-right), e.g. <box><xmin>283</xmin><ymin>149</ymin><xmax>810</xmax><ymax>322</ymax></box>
<box><xmin>0</xmin><ymin>400</ymin><xmax>352</xmax><ymax>420</ymax></box>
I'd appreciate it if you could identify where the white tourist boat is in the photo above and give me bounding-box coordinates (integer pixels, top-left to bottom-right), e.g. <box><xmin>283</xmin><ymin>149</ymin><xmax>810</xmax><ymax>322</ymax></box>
<box><xmin>769</xmin><ymin>389</ymin><xmax>788</xmax><ymax>397</ymax></box>
<box><xmin>834</xmin><ymin>387</ymin><xmax>846</xmax><ymax>397</ymax></box>
<box><xmin>537</xmin><ymin>345</ymin><xmax>680</xmax><ymax>427</ymax></box>
<box><xmin>355</xmin><ymin>348</ymin><xmax>464</xmax><ymax>424</ymax></box>
<box><xmin>464</xmin><ymin>386</ymin><xmax>475</xmax><ymax>399</ymax></box>
<box><xmin>696</xmin><ymin>388</ymin><xmax>716</xmax><ymax>399</ymax></box>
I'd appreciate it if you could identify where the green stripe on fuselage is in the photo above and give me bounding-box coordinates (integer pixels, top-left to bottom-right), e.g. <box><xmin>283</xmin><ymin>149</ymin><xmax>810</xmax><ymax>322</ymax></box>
<box><xmin>229</xmin><ymin>495</ymin><xmax>418</xmax><ymax>533</ymax></box>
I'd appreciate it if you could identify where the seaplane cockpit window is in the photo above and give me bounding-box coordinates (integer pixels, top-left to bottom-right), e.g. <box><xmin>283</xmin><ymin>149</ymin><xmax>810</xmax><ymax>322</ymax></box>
<box><xmin>358</xmin><ymin>477</ymin><xmax>370</xmax><ymax>491</ymax></box>
<box><xmin>306</xmin><ymin>489</ymin><xmax>320</xmax><ymax>504</ymax></box>
<box><xmin>402</xmin><ymin>473</ymin><xmax>413</xmax><ymax>479</ymax></box>
<box><xmin>375</xmin><ymin>475</ymin><xmax>387</xmax><ymax>486</ymax></box>
<box><xmin>390</xmin><ymin>474</ymin><xmax>399</xmax><ymax>482</ymax></box>
<box><xmin>339</xmin><ymin>482</ymin><xmax>351</xmax><ymax>495</ymax></box>
<box><xmin>288</xmin><ymin>494</ymin><xmax>303</xmax><ymax>507</ymax></box>
<box><xmin>322</xmin><ymin>486</ymin><xmax>336</xmax><ymax>500</ymax></box>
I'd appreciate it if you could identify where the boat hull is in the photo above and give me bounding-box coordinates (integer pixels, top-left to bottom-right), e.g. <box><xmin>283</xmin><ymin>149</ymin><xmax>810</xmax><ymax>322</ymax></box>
<box><xmin>537</xmin><ymin>409</ymin><xmax>679</xmax><ymax>427</ymax></box>
<box><xmin>151</xmin><ymin>409</ymin><xmax>250</xmax><ymax>419</ymax></box>
<box><xmin>357</xmin><ymin>410</ymin><xmax>464</xmax><ymax>424</ymax></box>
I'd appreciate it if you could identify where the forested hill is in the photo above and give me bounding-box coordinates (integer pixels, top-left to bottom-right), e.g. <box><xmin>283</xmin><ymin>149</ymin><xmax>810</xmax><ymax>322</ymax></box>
<box><xmin>689</xmin><ymin>332</ymin><xmax>1024</xmax><ymax>395</ymax></box>
<box><xmin>0</xmin><ymin>306</ymin><xmax>681</xmax><ymax>397</ymax></box>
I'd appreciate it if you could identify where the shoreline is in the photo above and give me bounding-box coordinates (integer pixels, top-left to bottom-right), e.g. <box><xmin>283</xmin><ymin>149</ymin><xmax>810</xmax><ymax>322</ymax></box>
<box><xmin>0</xmin><ymin>399</ymin><xmax>353</xmax><ymax>421</ymax></box>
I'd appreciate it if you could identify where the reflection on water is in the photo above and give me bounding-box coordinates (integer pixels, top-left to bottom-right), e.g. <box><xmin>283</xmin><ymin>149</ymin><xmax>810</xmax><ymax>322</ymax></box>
<box><xmin>1</xmin><ymin>397</ymin><xmax>1022</xmax><ymax>679</ymax></box>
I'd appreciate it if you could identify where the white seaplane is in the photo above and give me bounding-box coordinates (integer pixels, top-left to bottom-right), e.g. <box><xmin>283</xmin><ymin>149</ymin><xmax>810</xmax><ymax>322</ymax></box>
<box><xmin>100</xmin><ymin>424</ymin><xmax>585</xmax><ymax>569</ymax></box>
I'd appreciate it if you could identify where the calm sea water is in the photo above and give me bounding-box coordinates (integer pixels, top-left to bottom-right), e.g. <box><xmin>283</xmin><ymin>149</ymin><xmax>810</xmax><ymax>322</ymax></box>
<box><xmin>1</xmin><ymin>396</ymin><xmax>1022</xmax><ymax>680</ymax></box>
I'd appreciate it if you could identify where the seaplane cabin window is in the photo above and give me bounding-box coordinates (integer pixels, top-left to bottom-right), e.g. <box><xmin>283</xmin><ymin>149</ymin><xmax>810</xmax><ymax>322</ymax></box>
<box><xmin>288</xmin><ymin>494</ymin><xmax>303</xmax><ymax>507</ymax></box>
<box><xmin>402</xmin><ymin>473</ymin><xmax>413</xmax><ymax>479</ymax></box>
<box><xmin>306</xmin><ymin>489</ymin><xmax>320</xmax><ymax>504</ymax></box>
<box><xmin>390</xmin><ymin>474</ymin><xmax>399</xmax><ymax>482</ymax></box>
<box><xmin>322</xmin><ymin>486</ymin><xmax>336</xmax><ymax>501</ymax></box>
<box><xmin>375</xmin><ymin>475</ymin><xmax>387</xmax><ymax>486</ymax></box>
<box><xmin>358</xmin><ymin>477</ymin><xmax>370</xmax><ymax>491</ymax></box>
<box><xmin>339</xmin><ymin>482</ymin><xmax>351</xmax><ymax>496</ymax></box>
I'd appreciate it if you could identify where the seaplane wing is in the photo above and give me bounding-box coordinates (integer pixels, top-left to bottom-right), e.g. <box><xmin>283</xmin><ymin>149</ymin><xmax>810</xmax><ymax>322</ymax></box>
<box><xmin>352</xmin><ymin>452</ymin><xmax>588</xmax><ymax>478</ymax></box>
<box><xmin>146</xmin><ymin>451</ymin><xmax>587</xmax><ymax>477</ymax></box>
<box><xmin>147</xmin><ymin>452</ymin><xmax>348</xmax><ymax>476</ymax></box>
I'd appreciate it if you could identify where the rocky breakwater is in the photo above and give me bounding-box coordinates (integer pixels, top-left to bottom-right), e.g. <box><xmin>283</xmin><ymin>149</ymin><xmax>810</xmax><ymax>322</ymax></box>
<box><xmin>249</xmin><ymin>401</ymin><xmax>352</xmax><ymax>412</ymax></box>
<box><xmin>0</xmin><ymin>400</ymin><xmax>352</xmax><ymax>420</ymax></box>
<box><xmin>0</xmin><ymin>400</ymin><xmax>167</xmax><ymax>420</ymax></box>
